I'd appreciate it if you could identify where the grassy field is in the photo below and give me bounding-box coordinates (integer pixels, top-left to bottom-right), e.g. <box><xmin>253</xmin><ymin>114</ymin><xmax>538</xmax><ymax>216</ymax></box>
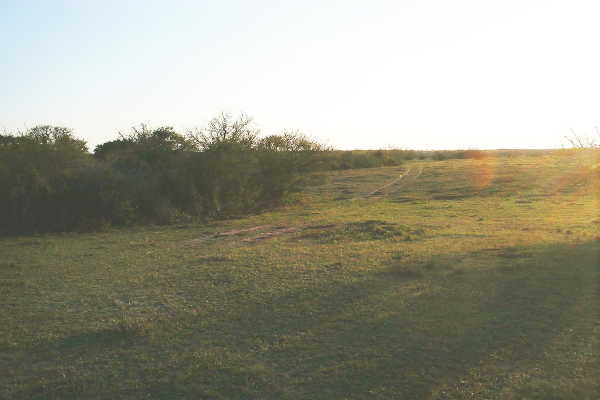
<box><xmin>2</xmin><ymin>149</ymin><xmax>599</xmax><ymax>399</ymax></box>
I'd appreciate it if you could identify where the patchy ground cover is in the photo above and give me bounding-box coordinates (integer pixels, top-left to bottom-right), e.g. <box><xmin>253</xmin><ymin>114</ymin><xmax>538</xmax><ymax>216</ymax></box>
<box><xmin>1</xmin><ymin>149</ymin><xmax>599</xmax><ymax>399</ymax></box>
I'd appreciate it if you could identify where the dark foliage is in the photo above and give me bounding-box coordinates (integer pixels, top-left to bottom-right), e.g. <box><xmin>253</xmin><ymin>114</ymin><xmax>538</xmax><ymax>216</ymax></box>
<box><xmin>1</xmin><ymin>116</ymin><xmax>496</xmax><ymax>235</ymax></box>
<box><xmin>0</xmin><ymin>126</ymin><xmax>93</xmax><ymax>233</ymax></box>
<box><xmin>0</xmin><ymin>116</ymin><xmax>326</xmax><ymax>234</ymax></box>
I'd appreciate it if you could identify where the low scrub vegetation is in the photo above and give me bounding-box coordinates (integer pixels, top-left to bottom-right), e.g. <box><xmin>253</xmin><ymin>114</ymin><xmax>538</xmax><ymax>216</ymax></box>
<box><xmin>318</xmin><ymin>149</ymin><xmax>489</xmax><ymax>170</ymax></box>
<box><xmin>2</xmin><ymin>115</ymin><xmax>576</xmax><ymax>236</ymax></box>
<box><xmin>0</xmin><ymin>114</ymin><xmax>325</xmax><ymax>234</ymax></box>
<box><xmin>0</xmin><ymin>114</ymin><xmax>501</xmax><ymax>236</ymax></box>
<box><xmin>2</xmin><ymin>153</ymin><xmax>598</xmax><ymax>399</ymax></box>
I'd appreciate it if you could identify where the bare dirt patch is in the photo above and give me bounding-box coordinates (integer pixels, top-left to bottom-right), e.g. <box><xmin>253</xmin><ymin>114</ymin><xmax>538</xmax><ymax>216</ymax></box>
<box><xmin>351</xmin><ymin>166</ymin><xmax>424</xmax><ymax>200</ymax></box>
<box><xmin>241</xmin><ymin>227</ymin><xmax>302</xmax><ymax>242</ymax></box>
<box><xmin>216</xmin><ymin>225</ymin><xmax>272</xmax><ymax>236</ymax></box>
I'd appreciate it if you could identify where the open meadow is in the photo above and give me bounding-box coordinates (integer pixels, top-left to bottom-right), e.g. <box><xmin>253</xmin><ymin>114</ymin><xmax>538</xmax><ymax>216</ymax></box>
<box><xmin>2</xmin><ymin>149</ymin><xmax>599</xmax><ymax>399</ymax></box>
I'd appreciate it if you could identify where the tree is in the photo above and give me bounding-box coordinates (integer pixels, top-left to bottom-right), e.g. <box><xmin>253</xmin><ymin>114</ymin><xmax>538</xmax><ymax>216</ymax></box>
<box><xmin>0</xmin><ymin>126</ymin><xmax>91</xmax><ymax>233</ymax></box>
<box><xmin>94</xmin><ymin>124</ymin><xmax>193</xmax><ymax>163</ymax></box>
<box><xmin>255</xmin><ymin>131</ymin><xmax>327</xmax><ymax>203</ymax></box>
<box><xmin>565</xmin><ymin>127</ymin><xmax>600</xmax><ymax>148</ymax></box>
<box><xmin>188</xmin><ymin>113</ymin><xmax>257</xmax><ymax>152</ymax></box>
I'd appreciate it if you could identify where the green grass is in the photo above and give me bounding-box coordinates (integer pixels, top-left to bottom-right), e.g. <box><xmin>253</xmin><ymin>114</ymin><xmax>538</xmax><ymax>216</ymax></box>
<box><xmin>1</xmin><ymin>149</ymin><xmax>599</xmax><ymax>399</ymax></box>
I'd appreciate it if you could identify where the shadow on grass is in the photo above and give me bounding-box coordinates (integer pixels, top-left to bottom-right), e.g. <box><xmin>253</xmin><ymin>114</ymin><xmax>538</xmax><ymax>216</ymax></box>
<box><xmin>56</xmin><ymin>319</ymin><xmax>150</xmax><ymax>349</ymax></box>
<box><xmin>191</xmin><ymin>239</ymin><xmax>599</xmax><ymax>399</ymax></box>
<box><xmin>7</xmin><ymin>240</ymin><xmax>599</xmax><ymax>399</ymax></box>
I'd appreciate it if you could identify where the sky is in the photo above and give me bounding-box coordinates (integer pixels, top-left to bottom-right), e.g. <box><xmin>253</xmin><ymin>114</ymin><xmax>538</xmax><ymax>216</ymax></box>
<box><xmin>1</xmin><ymin>0</ymin><xmax>599</xmax><ymax>150</ymax></box>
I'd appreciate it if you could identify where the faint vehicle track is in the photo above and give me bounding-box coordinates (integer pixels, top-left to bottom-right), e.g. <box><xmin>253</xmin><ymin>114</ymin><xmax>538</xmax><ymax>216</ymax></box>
<box><xmin>351</xmin><ymin>166</ymin><xmax>424</xmax><ymax>200</ymax></box>
<box><xmin>188</xmin><ymin>167</ymin><xmax>425</xmax><ymax>245</ymax></box>
<box><xmin>188</xmin><ymin>224</ymin><xmax>337</xmax><ymax>245</ymax></box>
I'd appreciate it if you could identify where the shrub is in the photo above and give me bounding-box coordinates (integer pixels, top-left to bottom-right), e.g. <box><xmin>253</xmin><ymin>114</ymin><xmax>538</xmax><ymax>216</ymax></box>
<box><xmin>255</xmin><ymin>131</ymin><xmax>326</xmax><ymax>204</ymax></box>
<box><xmin>1</xmin><ymin>115</ymin><xmax>329</xmax><ymax>234</ymax></box>
<box><xmin>0</xmin><ymin>126</ymin><xmax>92</xmax><ymax>233</ymax></box>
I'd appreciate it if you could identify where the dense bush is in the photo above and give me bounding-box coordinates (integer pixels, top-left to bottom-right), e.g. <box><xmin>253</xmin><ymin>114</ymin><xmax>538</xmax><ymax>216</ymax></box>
<box><xmin>94</xmin><ymin>125</ymin><xmax>202</xmax><ymax>223</ymax></box>
<box><xmin>0</xmin><ymin>116</ymin><xmax>492</xmax><ymax>235</ymax></box>
<box><xmin>255</xmin><ymin>131</ymin><xmax>326</xmax><ymax>204</ymax></box>
<box><xmin>186</xmin><ymin>117</ymin><xmax>325</xmax><ymax>215</ymax></box>
<box><xmin>0</xmin><ymin>116</ymin><xmax>326</xmax><ymax>234</ymax></box>
<box><xmin>0</xmin><ymin>126</ymin><xmax>93</xmax><ymax>233</ymax></box>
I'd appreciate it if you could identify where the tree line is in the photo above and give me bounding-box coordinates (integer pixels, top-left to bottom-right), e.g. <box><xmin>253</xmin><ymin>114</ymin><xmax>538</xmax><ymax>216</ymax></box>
<box><xmin>1</xmin><ymin>113</ymin><xmax>488</xmax><ymax>235</ymax></box>
<box><xmin>0</xmin><ymin>114</ymin><xmax>330</xmax><ymax>234</ymax></box>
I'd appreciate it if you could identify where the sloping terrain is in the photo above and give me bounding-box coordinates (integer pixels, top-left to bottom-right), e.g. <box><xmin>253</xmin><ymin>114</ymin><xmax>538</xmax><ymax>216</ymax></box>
<box><xmin>1</xmin><ymin>149</ymin><xmax>599</xmax><ymax>399</ymax></box>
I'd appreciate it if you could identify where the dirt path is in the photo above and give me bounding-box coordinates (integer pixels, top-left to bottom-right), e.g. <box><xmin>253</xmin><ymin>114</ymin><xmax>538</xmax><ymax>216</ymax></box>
<box><xmin>352</xmin><ymin>166</ymin><xmax>423</xmax><ymax>200</ymax></box>
<box><xmin>188</xmin><ymin>167</ymin><xmax>425</xmax><ymax>245</ymax></box>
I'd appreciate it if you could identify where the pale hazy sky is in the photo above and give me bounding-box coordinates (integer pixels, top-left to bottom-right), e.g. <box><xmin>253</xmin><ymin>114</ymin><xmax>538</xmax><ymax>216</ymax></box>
<box><xmin>2</xmin><ymin>0</ymin><xmax>599</xmax><ymax>150</ymax></box>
